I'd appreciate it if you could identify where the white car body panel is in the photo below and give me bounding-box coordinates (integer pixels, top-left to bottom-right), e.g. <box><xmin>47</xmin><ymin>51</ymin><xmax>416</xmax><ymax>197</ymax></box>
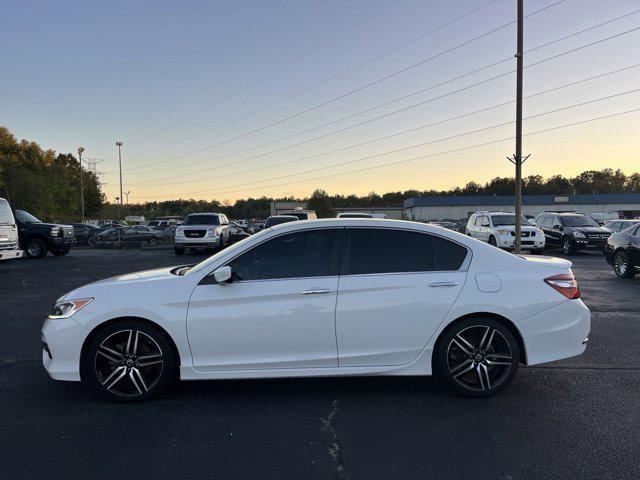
<box><xmin>42</xmin><ymin>219</ymin><xmax>589</xmax><ymax>384</ymax></box>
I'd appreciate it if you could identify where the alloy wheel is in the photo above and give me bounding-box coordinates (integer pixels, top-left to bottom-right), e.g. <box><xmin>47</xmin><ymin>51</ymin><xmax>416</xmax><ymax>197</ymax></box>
<box><xmin>563</xmin><ymin>239</ymin><xmax>571</xmax><ymax>254</ymax></box>
<box><xmin>446</xmin><ymin>325</ymin><xmax>513</xmax><ymax>392</ymax></box>
<box><xmin>27</xmin><ymin>241</ymin><xmax>42</xmax><ymax>257</ymax></box>
<box><xmin>614</xmin><ymin>252</ymin><xmax>628</xmax><ymax>276</ymax></box>
<box><xmin>95</xmin><ymin>330</ymin><xmax>164</xmax><ymax>397</ymax></box>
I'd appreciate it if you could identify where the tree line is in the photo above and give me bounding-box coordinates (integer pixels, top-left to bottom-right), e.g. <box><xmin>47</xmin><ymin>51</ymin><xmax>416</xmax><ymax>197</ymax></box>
<box><xmin>0</xmin><ymin>127</ymin><xmax>103</xmax><ymax>221</ymax></box>
<box><xmin>2</xmin><ymin>126</ymin><xmax>638</xmax><ymax>221</ymax></box>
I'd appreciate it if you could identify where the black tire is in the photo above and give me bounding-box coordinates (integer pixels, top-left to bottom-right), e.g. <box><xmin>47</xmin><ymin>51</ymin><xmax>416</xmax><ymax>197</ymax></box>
<box><xmin>174</xmin><ymin>246</ymin><xmax>185</xmax><ymax>255</ymax></box>
<box><xmin>218</xmin><ymin>236</ymin><xmax>225</xmax><ymax>251</ymax></box>
<box><xmin>52</xmin><ymin>248</ymin><xmax>70</xmax><ymax>256</ymax></box>
<box><xmin>148</xmin><ymin>238</ymin><xmax>157</xmax><ymax>247</ymax></box>
<box><xmin>436</xmin><ymin>317</ymin><xmax>520</xmax><ymax>398</ymax></box>
<box><xmin>82</xmin><ymin>320</ymin><xmax>176</xmax><ymax>402</ymax></box>
<box><xmin>488</xmin><ymin>235</ymin><xmax>497</xmax><ymax>247</ymax></box>
<box><xmin>88</xmin><ymin>236</ymin><xmax>96</xmax><ymax>247</ymax></box>
<box><xmin>25</xmin><ymin>238</ymin><xmax>48</xmax><ymax>258</ymax></box>
<box><xmin>562</xmin><ymin>237</ymin><xmax>576</xmax><ymax>255</ymax></box>
<box><xmin>530</xmin><ymin>249</ymin><xmax>543</xmax><ymax>255</ymax></box>
<box><xmin>613</xmin><ymin>250</ymin><xmax>636</xmax><ymax>278</ymax></box>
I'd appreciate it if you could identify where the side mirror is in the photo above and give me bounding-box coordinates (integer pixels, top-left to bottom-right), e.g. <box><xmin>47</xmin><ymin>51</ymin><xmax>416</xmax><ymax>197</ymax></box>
<box><xmin>213</xmin><ymin>266</ymin><xmax>233</xmax><ymax>284</ymax></box>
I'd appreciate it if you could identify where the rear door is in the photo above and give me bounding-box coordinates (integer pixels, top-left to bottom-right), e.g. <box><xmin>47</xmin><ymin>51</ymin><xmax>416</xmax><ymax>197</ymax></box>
<box><xmin>335</xmin><ymin>228</ymin><xmax>468</xmax><ymax>367</ymax></box>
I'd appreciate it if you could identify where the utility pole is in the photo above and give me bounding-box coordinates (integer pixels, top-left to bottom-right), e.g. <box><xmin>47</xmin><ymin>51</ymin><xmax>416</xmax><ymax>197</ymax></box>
<box><xmin>78</xmin><ymin>147</ymin><xmax>85</xmax><ymax>222</ymax></box>
<box><xmin>507</xmin><ymin>0</ymin><xmax>530</xmax><ymax>254</ymax></box>
<box><xmin>116</xmin><ymin>141</ymin><xmax>123</xmax><ymax>221</ymax></box>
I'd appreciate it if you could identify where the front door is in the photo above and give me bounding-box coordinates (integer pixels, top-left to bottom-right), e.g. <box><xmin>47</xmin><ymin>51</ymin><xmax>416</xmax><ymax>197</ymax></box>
<box><xmin>336</xmin><ymin>228</ymin><xmax>468</xmax><ymax>367</ymax></box>
<box><xmin>187</xmin><ymin>228</ymin><xmax>342</xmax><ymax>371</ymax></box>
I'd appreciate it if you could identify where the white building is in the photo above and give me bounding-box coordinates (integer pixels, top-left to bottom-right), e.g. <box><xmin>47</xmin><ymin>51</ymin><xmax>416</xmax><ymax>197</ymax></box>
<box><xmin>403</xmin><ymin>194</ymin><xmax>640</xmax><ymax>222</ymax></box>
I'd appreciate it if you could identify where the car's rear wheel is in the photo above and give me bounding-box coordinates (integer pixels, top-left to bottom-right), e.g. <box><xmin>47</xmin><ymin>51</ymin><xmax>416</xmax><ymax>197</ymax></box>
<box><xmin>613</xmin><ymin>250</ymin><xmax>635</xmax><ymax>278</ymax></box>
<box><xmin>562</xmin><ymin>237</ymin><xmax>576</xmax><ymax>255</ymax></box>
<box><xmin>25</xmin><ymin>238</ymin><xmax>47</xmax><ymax>258</ymax></box>
<box><xmin>83</xmin><ymin>321</ymin><xmax>176</xmax><ymax>402</ymax></box>
<box><xmin>436</xmin><ymin>318</ymin><xmax>519</xmax><ymax>397</ymax></box>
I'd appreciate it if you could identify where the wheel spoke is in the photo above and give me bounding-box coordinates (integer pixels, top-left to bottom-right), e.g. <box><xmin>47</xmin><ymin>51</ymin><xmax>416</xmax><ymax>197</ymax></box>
<box><xmin>452</xmin><ymin>360</ymin><xmax>475</xmax><ymax>378</ymax></box>
<box><xmin>128</xmin><ymin>368</ymin><xmax>146</xmax><ymax>394</ymax></box>
<box><xmin>102</xmin><ymin>366</ymin><xmax>127</xmax><ymax>390</ymax></box>
<box><xmin>479</xmin><ymin>328</ymin><xmax>496</xmax><ymax>352</ymax></box>
<box><xmin>477</xmin><ymin>363</ymin><xmax>491</xmax><ymax>390</ymax></box>
<box><xmin>137</xmin><ymin>353</ymin><xmax>163</xmax><ymax>367</ymax></box>
<box><xmin>131</xmin><ymin>368</ymin><xmax>148</xmax><ymax>392</ymax></box>
<box><xmin>452</xmin><ymin>334</ymin><xmax>474</xmax><ymax>356</ymax></box>
<box><xmin>132</xmin><ymin>331</ymin><xmax>140</xmax><ymax>356</ymax></box>
<box><xmin>125</xmin><ymin>330</ymin><xmax>134</xmax><ymax>355</ymax></box>
<box><xmin>98</xmin><ymin>345</ymin><xmax>124</xmax><ymax>363</ymax></box>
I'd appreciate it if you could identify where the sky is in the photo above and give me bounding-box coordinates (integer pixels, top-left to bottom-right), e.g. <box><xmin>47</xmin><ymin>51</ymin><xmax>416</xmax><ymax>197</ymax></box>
<box><xmin>2</xmin><ymin>0</ymin><xmax>639</xmax><ymax>202</ymax></box>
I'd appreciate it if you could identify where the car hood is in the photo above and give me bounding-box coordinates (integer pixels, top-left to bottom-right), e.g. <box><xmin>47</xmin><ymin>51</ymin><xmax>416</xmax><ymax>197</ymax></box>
<box><xmin>570</xmin><ymin>226</ymin><xmax>611</xmax><ymax>234</ymax></box>
<box><xmin>58</xmin><ymin>266</ymin><xmax>181</xmax><ymax>301</ymax></box>
<box><xmin>494</xmin><ymin>225</ymin><xmax>539</xmax><ymax>232</ymax></box>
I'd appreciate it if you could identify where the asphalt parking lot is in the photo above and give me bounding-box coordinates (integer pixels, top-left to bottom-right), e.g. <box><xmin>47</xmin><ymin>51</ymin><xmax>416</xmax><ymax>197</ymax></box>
<box><xmin>1</xmin><ymin>248</ymin><xmax>639</xmax><ymax>479</ymax></box>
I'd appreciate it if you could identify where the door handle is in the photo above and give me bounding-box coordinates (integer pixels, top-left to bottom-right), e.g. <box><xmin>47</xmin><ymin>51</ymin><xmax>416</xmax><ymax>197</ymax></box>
<box><xmin>428</xmin><ymin>281</ymin><xmax>459</xmax><ymax>288</ymax></box>
<box><xmin>301</xmin><ymin>289</ymin><xmax>333</xmax><ymax>295</ymax></box>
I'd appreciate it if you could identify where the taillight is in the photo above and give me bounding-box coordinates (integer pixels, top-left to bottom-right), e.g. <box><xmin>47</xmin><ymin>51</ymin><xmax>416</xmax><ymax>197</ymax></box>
<box><xmin>544</xmin><ymin>274</ymin><xmax>580</xmax><ymax>299</ymax></box>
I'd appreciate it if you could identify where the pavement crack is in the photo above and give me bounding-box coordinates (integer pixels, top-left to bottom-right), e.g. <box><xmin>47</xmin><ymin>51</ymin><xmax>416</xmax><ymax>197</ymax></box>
<box><xmin>321</xmin><ymin>399</ymin><xmax>345</xmax><ymax>480</ymax></box>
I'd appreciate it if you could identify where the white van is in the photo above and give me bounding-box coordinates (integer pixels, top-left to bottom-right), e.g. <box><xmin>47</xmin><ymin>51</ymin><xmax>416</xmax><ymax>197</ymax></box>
<box><xmin>0</xmin><ymin>198</ymin><xmax>23</xmax><ymax>261</ymax></box>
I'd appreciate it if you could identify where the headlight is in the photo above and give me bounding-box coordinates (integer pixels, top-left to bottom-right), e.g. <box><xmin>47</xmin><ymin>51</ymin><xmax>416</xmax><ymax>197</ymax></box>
<box><xmin>175</xmin><ymin>229</ymin><xmax>183</xmax><ymax>237</ymax></box>
<box><xmin>207</xmin><ymin>228</ymin><xmax>218</xmax><ymax>236</ymax></box>
<box><xmin>496</xmin><ymin>229</ymin><xmax>510</xmax><ymax>236</ymax></box>
<box><xmin>574</xmin><ymin>231</ymin><xmax>586</xmax><ymax>239</ymax></box>
<box><xmin>49</xmin><ymin>298</ymin><xmax>93</xmax><ymax>319</ymax></box>
<box><xmin>536</xmin><ymin>229</ymin><xmax>543</xmax><ymax>236</ymax></box>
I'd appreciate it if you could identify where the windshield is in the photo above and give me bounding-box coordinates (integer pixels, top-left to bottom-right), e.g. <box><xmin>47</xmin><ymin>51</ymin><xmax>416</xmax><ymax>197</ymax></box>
<box><xmin>148</xmin><ymin>221</ymin><xmax>159</xmax><ymax>227</ymax></box>
<box><xmin>562</xmin><ymin>215</ymin><xmax>600</xmax><ymax>227</ymax></box>
<box><xmin>185</xmin><ymin>228</ymin><xmax>271</xmax><ymax>276</ymax></box>
<box><xmin>15</xmin><ymin>210</ymin><xmax>42</xmax><ymax>224</ymax></box>
<box><xmin>0</xmin><ymin>200</ymin><xmax>15</xmax><ymax>224</ymax></box>
<box><xmin>491</xmin><ymin>214</ymin><xmax>529</xmax><ymax>226</ymax></box>
<box><xmin>183</xmin><ymin>215</ymin><xmax>220</xmax><ymax>226</ymax></box>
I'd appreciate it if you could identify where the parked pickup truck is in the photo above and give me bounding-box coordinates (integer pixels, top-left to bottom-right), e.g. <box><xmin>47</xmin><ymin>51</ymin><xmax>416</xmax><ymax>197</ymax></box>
<box><xmin>0</xmin><ymin>198</ymin><xmax>23</xmax><ymax>261</ymax></box>
<box><xmin>15</xmin><ymin>210</ymin><xmax>75</xmax><ymax>258</ymax></box>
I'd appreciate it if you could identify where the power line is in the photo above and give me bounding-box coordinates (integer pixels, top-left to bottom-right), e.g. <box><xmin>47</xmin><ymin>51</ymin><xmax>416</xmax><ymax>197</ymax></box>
<box><xmin>124</xmin><ymin>24</ymin><xmax>640</xmax><ymax>184</ymax></box>
<box><xmin>129</xmin><ymin>99</ymin><xmax>640</xmax><ymax>199</ymax></box>
<box><xmin>89</xmin><ymin>0</ymin><xmax>403</xmax><ymax>157</ymax></box>
<box><xmin>126</xmin><ymin>66</ymin><xmax>640</xmax><ymax>188</ymax></box>
<box><xmin>121</xmin><ymin>0</ymin><xmax>503</xmax><ymax>159</ymax></box>
<box><xmin>118</xmin><ymin>0</ymin><xmax>565</xmax><ymax>172</ymax></box>
<box><xmin>121</xmin><ymin>16</ymin><xmax>639</xmax><ymax>178</ymax></box>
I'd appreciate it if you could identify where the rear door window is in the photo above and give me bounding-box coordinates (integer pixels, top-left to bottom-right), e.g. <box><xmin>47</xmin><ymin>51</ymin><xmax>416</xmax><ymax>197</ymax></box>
<box><xmin>342</xmin><ymin>228</ymin><xmax>467</xmax><ymax>275</ymax></box>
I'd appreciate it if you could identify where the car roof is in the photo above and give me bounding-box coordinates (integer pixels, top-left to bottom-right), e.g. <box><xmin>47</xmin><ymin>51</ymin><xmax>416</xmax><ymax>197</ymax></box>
<box><xmin>268</xmin><ymin>215</ymin><xmax>298</xmax><ymax>219</ymax></box>
<box><xmin>186</xmin><ymin>212</ymin><xmax>220</xmax><ymax>216</ymax></box>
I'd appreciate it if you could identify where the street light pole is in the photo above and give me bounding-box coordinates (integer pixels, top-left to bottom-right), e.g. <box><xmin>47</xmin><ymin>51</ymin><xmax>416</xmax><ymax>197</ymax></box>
<box><xmin>78</xmin><ymin>147</ymin><xmax>85</xmax><ymax>222</ymax></box>
<box><xmin>116</xmin><ymin>141</ymin><xmax>123</xmax><ymax>221</ymax></box>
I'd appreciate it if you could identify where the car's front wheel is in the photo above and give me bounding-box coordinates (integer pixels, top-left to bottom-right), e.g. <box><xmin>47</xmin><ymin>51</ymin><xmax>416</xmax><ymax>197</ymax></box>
<box><xmin>83</xmin><ymin>321</ymin><xmax>176</xmax><ymax>401</ymax></box>
<box><xmin>488</xmin><ymin>235</ymin><xmax>497</xmax><ymax>247</ymax></box>
<box><xmin>613</xmin><ymin>250</ymin><xmax>636</xmax><ymax>278</ymax></box>
<box><xmin>436</xmin><ymin>318</ymin><xmax>520</xmax><ymax>397</ymax></box>
<box><xmin>25</xmin><ymin>238</ymin><xmax>48</xmax><ymax>258</ymax></box>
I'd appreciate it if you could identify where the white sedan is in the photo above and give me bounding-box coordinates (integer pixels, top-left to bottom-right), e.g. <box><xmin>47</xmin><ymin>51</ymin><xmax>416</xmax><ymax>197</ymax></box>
<box><xmin>42</xmin><ymin>219</ymin><xmax>590</xmax><ymax>401</ymax></box>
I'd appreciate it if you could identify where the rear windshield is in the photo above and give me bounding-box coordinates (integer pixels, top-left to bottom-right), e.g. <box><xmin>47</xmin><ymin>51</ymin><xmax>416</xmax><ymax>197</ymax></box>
<box><xmin>284</xmin><ymin>212</ymin><xmax>308</xmax><ymax>220</ymax></box>
<box><xmin>339</xmin><ymin>213</ymin><xmax>372</xmax><ymax>218</ymax></box>
<box><xmin>183</xmin><ymin>215</ymin><xmax>220</xmax><ymax>226</ymax></box>
<box><xmin>265</xmin><ymin>216</ymin><xmax>298</xmax><ymax>228</ymax></box>
<box><xmin>0</xmin><ymin>200</ymin><xmax>15</xmax><ymax>224</ymax></box>
<box><xmin>561</xmin><ymin>215</ymin><xmax>599</xmax><ymax>227</ymax></box>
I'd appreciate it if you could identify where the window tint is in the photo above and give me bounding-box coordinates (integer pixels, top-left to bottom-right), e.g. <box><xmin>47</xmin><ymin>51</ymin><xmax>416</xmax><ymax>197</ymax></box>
<box><xmin>342</xmin><ymin>229</ymin><xmax>466</xmax><ymax>275</ymax></box>
<box><xmin>433</xmin><ymin>236</ymin><xmax>468</xmax><ymax>270</ymax></box>
<box><xmin>544</xmin><ymin>216</ymin><xmax>555</xmax><ymax>227</ymax></box>
<box><xmin>229</xmin><ymin>229</ymin><xmax>340</xmax><ymax>280</ymax></box>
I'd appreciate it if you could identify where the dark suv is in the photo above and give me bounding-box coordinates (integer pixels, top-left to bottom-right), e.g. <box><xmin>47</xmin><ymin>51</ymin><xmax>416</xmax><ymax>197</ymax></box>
<box><xmin>535</xmin><ymin>212</ymin><xmax>611</xmax><ymax>255</ymax></box>
<box><xmin>15</xmin><ymin>210</ymin><xmax>75</xmax><ymax>258</ymax></box>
